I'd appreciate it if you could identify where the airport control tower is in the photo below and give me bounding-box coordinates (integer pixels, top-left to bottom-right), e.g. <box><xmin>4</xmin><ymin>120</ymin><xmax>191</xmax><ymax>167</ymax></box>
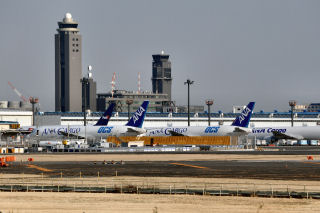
<box><xmin>55</xmin><ymin>13</ymin><xmax>82</xmax><ymax>112</ymax></box>
<box><xmin>152</xmin><ymin>51</ymin><xmax>172</xmax><ymax>101</ymax></box>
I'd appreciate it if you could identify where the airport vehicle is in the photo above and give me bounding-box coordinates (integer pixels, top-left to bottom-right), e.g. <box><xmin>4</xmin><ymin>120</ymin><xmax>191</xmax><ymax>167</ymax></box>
<box><xmin>28</xmin><ymin>101</ymin><xmax>149</xmax><ymax>141</ymax></box>
<box><xmin>39</xmin><ymin>141</ymin><xmax>63</xmax><ymax>147</ymax></box>
<box><xmin>38</xmin><ymin>139</ymin><xmax>86</xmax><ymax>147</ymax></box>
<box><xmin>144</xmin><ymin>102</ymin><xmax>255</xmax><ymax>136</ymax></box>
<box><xmin>250</xmin><ymin>126</ymin><xmax>320</xmax><ymax>142</ymax></box>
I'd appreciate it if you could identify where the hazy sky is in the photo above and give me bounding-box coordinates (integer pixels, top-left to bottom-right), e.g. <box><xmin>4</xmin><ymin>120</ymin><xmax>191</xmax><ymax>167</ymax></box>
<box><xmin>1</xmin><ymin>0</ymin><xmax>320</xmax><ymax>112</ymax></box>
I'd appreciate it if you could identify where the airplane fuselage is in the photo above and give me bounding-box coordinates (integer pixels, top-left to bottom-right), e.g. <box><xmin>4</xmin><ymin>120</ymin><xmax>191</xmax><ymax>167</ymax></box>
<box><xmin>249</xmin><ymin>126</ymin><xmax>320</xmax><ymax>140</ymax></box>
<box><xmin>29</xmin><ymin>125</ymin><xmax>142</xmax><ymax>141</ymax></box>
<box><xmin>145</xmin><ymin>126</ymin><xmax>250</xmax><ymax>137</ymax></box>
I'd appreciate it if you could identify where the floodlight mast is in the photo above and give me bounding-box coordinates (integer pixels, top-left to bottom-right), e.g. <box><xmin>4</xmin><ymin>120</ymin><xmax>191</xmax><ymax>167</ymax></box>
<box><xmin>289</xmin><ymin>100</ymin><xmax>296</xmax><ymax>127</ymax></box>
<box><xmin>184</xmin><ymin>79</ymin><xmax>194</xmax><ymax>126</ymax></box>
<box><xmin>206</xmin><ymin>99</ymin><xmax>214</xmax><ymax>126</ymax></box>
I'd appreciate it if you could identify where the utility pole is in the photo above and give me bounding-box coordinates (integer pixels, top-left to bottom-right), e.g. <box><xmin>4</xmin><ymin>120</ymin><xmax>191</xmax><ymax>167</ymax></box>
<box><xmin>126</xmin><ymin>99</ymin><xmax>133</xmax><ymax>121</ymax></box>
<box><xmin>289</xmin><ymin>100</ymin><xmax>296</xmax><ymax>127</ymax></box>
<box><xmin>184</xmin><ymin>79</ymin><xmax>194</xmax><ymax>126</ymax></box>
<box><xmin>29</xmin><ymin>97</ymin><xmax>39</xmax><ymax>126</ymax></box>
<box><xmin>206</xmin><ymin>99</ymin><xmax>214</xmax><ymax>126</ymax></box>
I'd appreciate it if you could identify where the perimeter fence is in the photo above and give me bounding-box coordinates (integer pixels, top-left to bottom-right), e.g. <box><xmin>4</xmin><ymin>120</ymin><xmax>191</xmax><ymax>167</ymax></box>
<box><xmin>0</xmin><ymin>175</ymin><xmax>319</xmax><ymax>199</ymax></box>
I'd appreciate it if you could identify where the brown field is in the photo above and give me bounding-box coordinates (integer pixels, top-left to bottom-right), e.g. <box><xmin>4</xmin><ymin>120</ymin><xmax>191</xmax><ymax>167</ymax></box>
<box><xmin>0</xmin><ymin>192</ymin><xmax>319</xmax><ymax>213</ymax></box>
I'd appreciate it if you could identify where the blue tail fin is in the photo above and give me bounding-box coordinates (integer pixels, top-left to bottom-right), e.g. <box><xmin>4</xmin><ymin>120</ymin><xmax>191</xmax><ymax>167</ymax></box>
<box><xmin>231</xmin><ymin>102</ymin><xmax>255</xmax><ymax>128</ymax></box>
<box><xmin>94</xmin><ymin>102</ymin><xmax>115</xmax><ymax>126</ymax></box>
<box><xmin>125</xmin><ymin>101</ymin><xmax>149</xmax><ymax>128</ymax></box>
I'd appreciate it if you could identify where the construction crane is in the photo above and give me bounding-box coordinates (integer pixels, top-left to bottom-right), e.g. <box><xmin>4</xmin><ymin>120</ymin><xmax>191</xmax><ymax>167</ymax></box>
<box><xmin>8</xmin><ymin>81</ymin><xmax>39</xmax><ymax>126</ymax></box>
<box><xmin>7</xmin><ymin>81</ymin><xmax>28</xmax><ymax>102</ymax></box>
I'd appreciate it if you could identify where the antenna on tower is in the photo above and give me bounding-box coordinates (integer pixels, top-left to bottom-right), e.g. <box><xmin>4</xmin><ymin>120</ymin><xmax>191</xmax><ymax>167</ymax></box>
<box><xmin>138</xmin><ymin>72</ymin><xmax>141</xmax><ymax>94</ymax></box>
<box><xmin>87</xmin><ymin>65</ymin><xmax>93</xmax><ymax>78</ymax></box>
<box><xmin>110</xmin><ymin>72</ymin><xmax>116</xmax><ymax>98</ymax></box>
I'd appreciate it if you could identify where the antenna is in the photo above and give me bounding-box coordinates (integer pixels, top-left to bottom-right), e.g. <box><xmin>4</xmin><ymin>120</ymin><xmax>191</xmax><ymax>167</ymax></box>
<box><xmin>8</xmin><ymin>81</ymin><xmax>28</xmax><ymax>102</ymax></box>
<box><xmin>138</xmin><ymin>72</ymin><xmax>141</xmax><ymax>94</ymax></box>
<box><xmin>110</xmin><ymin>72</ymin><xmax>116</xmax><ymax>98</ymax></box>
<box><xmin>87</xmin><ymin>65</ymin><xmax>93</xmax><ymax>78</ymax></box>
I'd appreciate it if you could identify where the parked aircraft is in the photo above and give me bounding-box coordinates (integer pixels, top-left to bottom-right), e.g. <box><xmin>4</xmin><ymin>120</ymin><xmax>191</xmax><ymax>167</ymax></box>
<box><xmin>28</xmin><ymin>101</ymin><xmax>149</xmax><ymax>141</ymax></box>
<box><xmin>250</xmin><ymin>126</ymin><xmax>320</xmax><ymax>142</ymax></box>
<box><xmin>19</xmin><ymin>102</ymin><xmax>116</xmax><ymax>135</ymax></box>
<box><xmin>143</xmin><ymin>102</ymin><xmax>255</xmax><ymax>136</ymax></box>
<box><xmin>94</xmin><ymin>102</ymin><xmax>115</xmax><ymax>126</ymax></box>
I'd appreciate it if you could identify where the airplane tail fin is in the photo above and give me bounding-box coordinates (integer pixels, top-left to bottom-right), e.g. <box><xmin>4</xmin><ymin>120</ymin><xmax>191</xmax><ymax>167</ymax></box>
<box><xmin>231</xmin><ymin>102</ymin><xmax>255</xmax><ymax>128</ymax></box>
<box><xmin>94</xmin><ymin>102</ymin><xmax>115</xmax><ymax>126</ymax></box>
<box><xmin>125</xmin><ymin>101</ymin><xmax>149</xmax><ymax>128</ymax></box>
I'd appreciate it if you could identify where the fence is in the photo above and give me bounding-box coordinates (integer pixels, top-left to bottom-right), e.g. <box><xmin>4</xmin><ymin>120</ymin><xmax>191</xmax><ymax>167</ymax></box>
<box><xmin>0</xmin><ymin>175</ymin><xmax>319</xmax><ymax>199</ymax></box>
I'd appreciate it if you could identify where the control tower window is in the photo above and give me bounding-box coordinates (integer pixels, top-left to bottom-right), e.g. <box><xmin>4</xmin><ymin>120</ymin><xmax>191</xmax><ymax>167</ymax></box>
<box><xmin>164</xmin><ymin>69</ymin><xmax>171</xmax><ymax>78</ymax></box>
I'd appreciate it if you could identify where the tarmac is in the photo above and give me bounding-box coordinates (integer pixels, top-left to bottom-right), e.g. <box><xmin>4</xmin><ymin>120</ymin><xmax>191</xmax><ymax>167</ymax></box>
<box><xmin>3</xmin><ymin>157</ymin><xmax>320</xmax><ymax>181</ymax></box>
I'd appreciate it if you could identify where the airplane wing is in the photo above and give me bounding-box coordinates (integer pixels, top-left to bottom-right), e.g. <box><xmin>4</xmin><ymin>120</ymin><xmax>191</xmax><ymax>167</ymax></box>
<box><xmin>127</xmin><ymin>127</ymin><xmax>146</xmax><ymax>135</ymax></box>
<box><xmin>168</xmin><ymin>130</ymin><xmax>186</xmax><ymax>136</ymax></box>
<box><xmin>17</xmin><ymin>130</ymin><xmax>34</xmax><ymax>134</ymax></box>
<box><xmin>58</xmin><ymin>130</ymin><xmax>85</xmax><ymax>139</ymax></box>
<box><xmin>271</xmin><ymin>131</ymin><xmax>303</xmax><ymax>140</ymax></box>
<box><xmin>0</xmin><ymin>129</ymin><xmax>33</xmax><ymax>134</ymax></box>
<box><xmin>233</xmin><ymin>127</ymin><xmax>250</xmax><ymax>133</ymax></box>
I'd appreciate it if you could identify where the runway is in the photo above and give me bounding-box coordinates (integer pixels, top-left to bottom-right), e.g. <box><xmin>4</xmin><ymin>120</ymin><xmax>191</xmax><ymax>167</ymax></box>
<box><xmin>4</xmin><ymin>158</ymin><xmax>320</xmax><ymax>181</ymax></box>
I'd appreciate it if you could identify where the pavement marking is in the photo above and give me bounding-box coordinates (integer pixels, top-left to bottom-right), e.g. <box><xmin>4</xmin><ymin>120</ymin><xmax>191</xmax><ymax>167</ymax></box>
<box><xmin>27</xmin><ymin>164</ymin><xmax>53</xmax><ymax>172</ymax></box>
<box><xmin>170</xmin><ymin>162</ymin><xmax>209</xmax><ymax>169</ymax></box>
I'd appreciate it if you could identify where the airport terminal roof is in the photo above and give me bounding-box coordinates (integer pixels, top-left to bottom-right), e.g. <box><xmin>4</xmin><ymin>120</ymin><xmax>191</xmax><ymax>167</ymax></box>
<box><xmin>38</xmin><ymin>111</ymin><xmax>320</xmax><ymax>119</ymax></box>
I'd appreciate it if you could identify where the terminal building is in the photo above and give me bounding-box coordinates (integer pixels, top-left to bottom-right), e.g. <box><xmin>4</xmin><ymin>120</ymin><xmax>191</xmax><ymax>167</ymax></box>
<box><xmin>97</xmin><ymin>90</ymin><xmax>169</xmax><ymax>112</ymax></box>
<box><xmin>96</xmin><ymin>52</ymin><xmax>175</xmax><ymax>113</ymax></box>
<box><xmin>1</xmin><ymin>100</ymin><xmax>320</xmax><ymax>128</ymax></box>
<box><xmin>35</xmin><ymin>109</ymin><xmax>320</xmax><ymax>128</ymax></box>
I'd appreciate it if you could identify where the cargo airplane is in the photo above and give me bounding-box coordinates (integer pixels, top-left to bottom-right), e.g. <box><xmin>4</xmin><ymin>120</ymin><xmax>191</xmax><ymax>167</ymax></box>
<box><xmin>250</xmin><ymin>126</ymin><xmax>320</xmax><ymax>142</ymax></box>
<box><xmin>143</xmin><ymin>102</ymin><xmax>255</xmax><ymax>136</ymax></box>
<box><xmin>19</xmin><ymin>101</ymin><xmax>116</xmax><ymax>136</ymax></box>
<box><xmin>28</xmin><ymin>101</ymin><xmax>149</xmax><ymax>141</ymax></box>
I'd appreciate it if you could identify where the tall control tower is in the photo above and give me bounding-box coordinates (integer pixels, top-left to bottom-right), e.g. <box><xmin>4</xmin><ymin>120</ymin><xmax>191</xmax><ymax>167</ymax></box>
<box><xmin>151</xmin><ymin>51</ymin><xmax>172</xmax><ymax>101</ymax></box>
<box><xmin>55</xmin><ymin>13</ymin><xmax>82</xmax><ymax>112</ymax></box>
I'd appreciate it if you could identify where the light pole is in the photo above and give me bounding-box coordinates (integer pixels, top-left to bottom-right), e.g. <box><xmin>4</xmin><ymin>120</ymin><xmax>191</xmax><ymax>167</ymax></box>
<box><xmin>289</xmin><ymin>100</ymin><xmax>296</xmax><ymax>127</ymax></box>
<box><xmin>206</xmin><ymin>99</ymin><xmax>214</xmax><ymax>126</ymax></box>
<box><xmin>29</xmin><ymin>97</ymin><xmax>39</xmax><ymax>126</ymax></box>
<box><xmin>126</xmin><ymin>99</ymin><xmax>133</xmax><ymax>121</ymax></box>
<box><xmin>184</xmin><ymin>79</ymin><xmax>194</xmax><ymax>126</ymax></box>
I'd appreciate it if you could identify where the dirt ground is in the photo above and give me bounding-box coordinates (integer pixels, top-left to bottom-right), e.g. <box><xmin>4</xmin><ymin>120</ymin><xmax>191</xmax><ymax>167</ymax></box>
<box><xmin>13</xmin><ymin>153</ymin><xmax>316</xmax><ymax>162</ymax></box>
<box><xmin>0</xmin><ymin>192</ymin><xmax>319</xmax><ymax>213</ymax></box>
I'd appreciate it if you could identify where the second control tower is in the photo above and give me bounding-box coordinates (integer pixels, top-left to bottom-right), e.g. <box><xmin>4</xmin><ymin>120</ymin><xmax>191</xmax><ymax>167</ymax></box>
<box><xmin>151</xmin><ymin>51</ymin><xmax>172</xmax><ymax>101</ymax></box>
